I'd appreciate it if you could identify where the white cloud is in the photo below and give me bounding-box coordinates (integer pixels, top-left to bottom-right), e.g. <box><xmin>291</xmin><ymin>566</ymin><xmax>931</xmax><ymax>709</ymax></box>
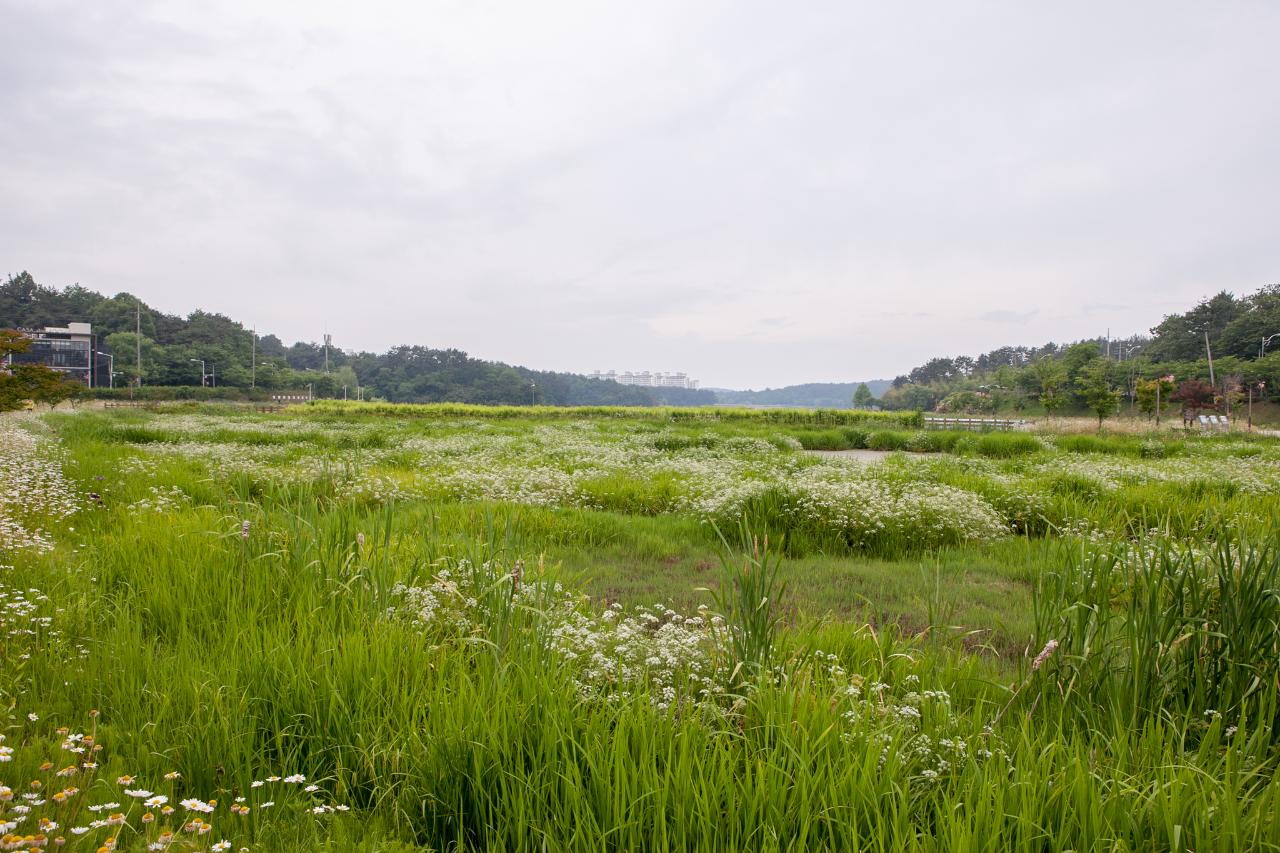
<box><xmin>2</xmin><ymin>0</ymin><xmax>1278</xmax><ymax>388</ymax></box>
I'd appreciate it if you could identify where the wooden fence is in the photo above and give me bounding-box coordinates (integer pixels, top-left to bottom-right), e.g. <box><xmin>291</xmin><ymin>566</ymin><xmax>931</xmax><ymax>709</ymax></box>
<box><xmin>923</xmin><ymin>416</ymin><xmax>1027</xmax><ymax>432</ymax></box>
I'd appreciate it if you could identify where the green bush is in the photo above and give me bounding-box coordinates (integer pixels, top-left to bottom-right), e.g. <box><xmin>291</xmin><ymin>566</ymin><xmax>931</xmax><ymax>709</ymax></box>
<box><xmin>975</xmin><ymin>433</ymin><xmax>1043</xmax><ymax>458</ymax></box>
<box><xmin>1054</xmin><ymin>434</ymin><xmax>1117</xmax><ymax>454</ymax></box>
<box><xmin>795</xmin><ymin>429</ymin><xmax>848</xmax><ymax>450</ymax></box>
<box><xmin>90</xmin><ymin>385</ymin><xmax>272</xmax><ymax>402</ymax></box>
<box><xmin>840</xmin><ymin>427</ymin><xmax>870</xmax><ymax>449</ymax></box>
<box><xmin>867</xmin><ymin>430</ymin><xmax>905</xmax><ymax>451</ymax></box>
<box><xmin>927</xmin><ymin>431</ymin><xmax>965</xmax><ymax>452</ymax></box>
<box><xmin>903</xmin><ymin>431</ymin><xmax>940</xmax><ymax>453</ymax></box>
<box><xmin>1139</xmin><ymin>438</ymin><xmax>1166</xmax><ymax>459</ymax></box>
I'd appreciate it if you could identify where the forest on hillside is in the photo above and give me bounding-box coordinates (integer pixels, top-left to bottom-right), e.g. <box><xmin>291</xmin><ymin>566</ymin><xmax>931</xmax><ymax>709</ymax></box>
<box><xmin>875</xmin><ymin>285</ymin><xmax>1280</xmax><ymax>416</ymax></box>
<box><xmin>6</xmin><ymin>271</ymin><xmax>1278</xmax><ymax>414</ymax></box>
<box><xmin>0</xmin><ymin>272</ymin><xmax>715</xmax><ymax>406</ymax></box>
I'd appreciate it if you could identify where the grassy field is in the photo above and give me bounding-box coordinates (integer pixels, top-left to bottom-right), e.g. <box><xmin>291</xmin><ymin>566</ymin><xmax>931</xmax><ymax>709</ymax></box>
<box><xmin>4</xmin><ymin>403</ymin><xmax>1280</xmax><ymax>850</ymax></box>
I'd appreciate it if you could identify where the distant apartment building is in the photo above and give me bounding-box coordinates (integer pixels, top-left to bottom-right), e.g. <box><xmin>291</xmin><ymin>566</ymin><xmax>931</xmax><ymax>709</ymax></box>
<box><xmin>589</xmin><ymin>370</ymin><xmax>699</xmax><ymax>389</ymax></box>
<box><xmin>5</xmin><ymin>322</ymin><xmax>100</xmax><ymax>385</ymax></box>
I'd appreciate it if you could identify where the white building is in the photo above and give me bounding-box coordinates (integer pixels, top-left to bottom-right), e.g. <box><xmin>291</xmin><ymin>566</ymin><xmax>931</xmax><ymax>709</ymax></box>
<box><xmin>7</xmin><ymin>322</ymin><xmax>97</xmax><ymax>385</ymax></box>
<box><xmin>589</xmin><ymin>370</ymin><xmax>699</xmax><ymax>389</ymax></box>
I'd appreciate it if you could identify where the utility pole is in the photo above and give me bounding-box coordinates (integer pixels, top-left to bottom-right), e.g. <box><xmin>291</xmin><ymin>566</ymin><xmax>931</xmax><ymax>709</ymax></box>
<box><xmin>250</xmin><ymin>328</ymin><xmax>256</xmax><ymax>390</ymax></box>
<box><xmin>135</xmin><ymin>300</ymin><xmax>142</xmax><ymax>387</ymax></box>
<box><xmin>324</xmin><ymin>333</ymin><xmax>331</xmax><ymax>373</ymax></box>
<box><xmin>1204</xmin><ymin>330</ymin><xmax>1216</xmax><ymax>400</ymax></box>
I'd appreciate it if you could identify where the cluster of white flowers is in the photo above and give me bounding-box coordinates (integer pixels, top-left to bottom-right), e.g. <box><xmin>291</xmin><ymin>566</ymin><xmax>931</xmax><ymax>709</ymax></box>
<box><xmin>1033</xmin><ymin>454</ymin><xmax>1280</xmax><ymax>496</ymax></box>
<box><xmin>116</xmin><ymin>413</ymin><xmax>1280</xmax><ymax>552</ymax></box>
<box><xmin>0</xmin><ymin>584</ymin><xmax>54</xmax><ymax>641</ymax></box>
<box><xmin>140</xmin><ymin>441</ymin><xmax>292</xmax><ymax>477</ymax></box>
<box><xmin>126</xmin><ymin>485</ymin><xmax>190</xmax><ymax>513</ymax></box>
<box><xmin>820</xmin><ymin>661</ymin><xmax>1009</xmax><ymax>786</ymax></box>
<box><xmin>549</xmin><ymin>602</ymin><xmax>727</xmax><ymax>710</ymax></box>
<box><xmin>0</xmin><ymin>423</ymin><xmax>80</xmax><ymax>553</ymax></box>
<box><xmin>392</xmin><ymin>567</ymin><xmax>484</xmax><ymax>635</ymax></box>
<box><xmin>113</xmin><ymin>413</ymin><xmax>382</xmax><ymax>442</ymax></box>
<box><xmin>0</xmin><ymin>578</ymin><xmax>90</xmax><ymax>698</ymax></box>
<box><xmin>114</xmin><ymin>455</ymin><xmax>160</xmax><ymax>477</ymax></box>
<box><xmin>393</xmin><ymin>562</ymin><xmax>729</xmax><ymax>712</ymax></box>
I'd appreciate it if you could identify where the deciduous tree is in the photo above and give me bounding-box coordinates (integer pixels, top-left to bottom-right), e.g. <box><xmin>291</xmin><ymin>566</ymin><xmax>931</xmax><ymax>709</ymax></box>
<box><xmin>851</xmin><ymin>383</ymin><xmax>875</xmax><ymax>409</ymax></box>
<box><xmin>0</xmin><ymin>330</ymin><xmax>84</xmax><ymax>411</ymax></box>
<box><xmin>1077</xmin><ymin>360</ymin><xmax>1120</xmax><ymax>429</ymax></box>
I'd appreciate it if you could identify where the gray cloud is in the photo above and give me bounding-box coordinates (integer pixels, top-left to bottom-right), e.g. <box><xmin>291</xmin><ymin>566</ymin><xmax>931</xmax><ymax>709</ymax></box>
<box><xmin>981</xmin><ymin>310</ymin><xmax>1039</xmax><ymax>324</ymax></box>
<box><xmin>2</xmin><ymin>0</ymin><xmax>1278</xmax><ymax>388</ymax></box>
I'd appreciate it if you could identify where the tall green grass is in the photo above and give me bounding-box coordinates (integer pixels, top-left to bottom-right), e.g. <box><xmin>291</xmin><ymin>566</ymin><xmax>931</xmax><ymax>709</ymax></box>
<box><xmin>1032</xmin><ymin>534</ymin><xmax>1280</xmax><ymax>730</ymax></box>
<box><xmin>302</xmin><ymin>399</ymin><xmax>924</xmax><ymax>428</ymax></box>
<box><xmin>6</xmin><ymin>410</ymin><xmax>1280</xmax><ymax>849</ymax></box>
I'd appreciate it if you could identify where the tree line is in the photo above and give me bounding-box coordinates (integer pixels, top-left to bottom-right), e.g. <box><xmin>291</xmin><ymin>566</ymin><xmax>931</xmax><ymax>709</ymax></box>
<box><xmin>0</xmin><ymin>272</ymin><xmax>717</xmax><ymax>406</ymax></box>
<box><xmin>876</xmin><ymin>283</ymin><xmax>1280</xmax><ymax>423</ymax></box>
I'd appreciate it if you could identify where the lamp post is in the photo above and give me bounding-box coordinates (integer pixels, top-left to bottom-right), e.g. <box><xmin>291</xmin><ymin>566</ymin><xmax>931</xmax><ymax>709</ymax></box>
<box><xmin>1262</xmin><ymin>333</ymin><xmax>1280</xmax><ymax>359</ymax></box>
<box><xmin>189</xmin><ymin>358</ymin><xmax>206</xmax><ymax>387</ymax></box>
<box><xmin>530</xmin><ymin>381</ymin><xmax>537</xmax><ymax>406</ymax></box>
<box><xmin>95</xmin><ymin>351</ymin><xmax>114</xmax><ymax>389</ymax></box>
<box><xmin>256</xmin><ymin>361</ymin><xmax>273</xmax><ymax>393</ymax></box>
<box><xmin>1120</xmin><ymin>345</ymin><xmax>1142</xmax><ymax>412</ymax></box>
<box><xmin>1248</xmin><ymin>381</ymin><xmax>1265</xmax><ymax>431</ymax></box>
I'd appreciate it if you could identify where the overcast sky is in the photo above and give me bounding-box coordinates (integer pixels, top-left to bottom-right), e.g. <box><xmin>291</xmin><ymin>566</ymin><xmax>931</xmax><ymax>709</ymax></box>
<box><xmin>3</xmin><ymin>2</ymin><xmax>1278</xmax><ymax>388</ymax></box>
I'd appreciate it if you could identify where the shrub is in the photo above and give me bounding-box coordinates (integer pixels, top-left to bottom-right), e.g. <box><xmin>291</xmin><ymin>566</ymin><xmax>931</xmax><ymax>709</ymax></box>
<box><xmin>1054</xmin><ymin>434</ymin><xmax>1115</xmax><ymax>454</ymax></box>
<box><xmin>904</xmin><ymin>431</ymin><xmax>940</xmax><ymax>453</ymax></box>
<box><xmin>795</xmin><ymin>429</ymin><xmax>847</xmax><ymax>450</ymax></box>
<box><xmin>927</xmin><ymin>431</ymin><xmax>965</xmax><ymax>452</ymax></box>
<box><xmin>1139</xmin><ymin>438</ymin><xmax>1166</xmax><ymax>459</ymax></box>
<box><xmin>867</xmin><ymin>430</ymin><xmax>905</xmax><ymax>451</ymax></box>
<box><xmin>840</xmin><ymin>426</ymin><xmax>870</xmax><ymax>449</ymax></box>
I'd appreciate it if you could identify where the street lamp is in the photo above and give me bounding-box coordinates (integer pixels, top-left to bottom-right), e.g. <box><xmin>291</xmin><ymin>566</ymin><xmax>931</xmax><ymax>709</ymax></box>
<box><xmin>95</xmin><ymin>351</ymin><xmax>114</xmax><ymax>389</ymax></box>
<box><xmin>1119</xmin><ymin>345</ymin><xmax>1142</xmax><ymax>411</ymax></box>
<box><xmin>1262</xmin><ymin>333</ymin><xmax>1280</xmax><ymax>358</ymax></box>
<box><xmin>189</xmin><ymin>358</ymin><xmax>206</xmax><ymax>387</ymax></box>
<box><xmin>530</xmin><ymin>381</ymin><xmax>537</xmax><ymax>406</ymax></box>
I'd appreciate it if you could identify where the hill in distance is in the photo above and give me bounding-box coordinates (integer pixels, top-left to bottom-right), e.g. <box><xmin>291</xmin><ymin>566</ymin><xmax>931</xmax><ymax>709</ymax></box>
<box><xmin>711</xmin><ymin>381</ymin><xmax>892</xmax><ymax>409</ymax></box>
